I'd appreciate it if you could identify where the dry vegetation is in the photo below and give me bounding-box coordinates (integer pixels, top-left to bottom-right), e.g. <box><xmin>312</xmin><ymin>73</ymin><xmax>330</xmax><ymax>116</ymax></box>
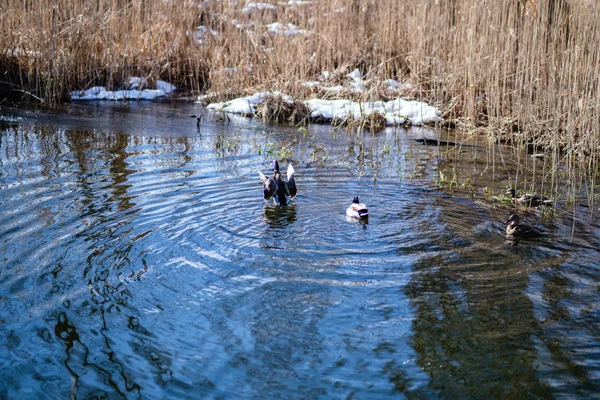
<box><xmin>255</xmin><ymin>94</ymin><xmax>310</xmax><ymax>123</ymax></box>
<box><xmin>1</xmin><ymin>1</ymin><xmax>600</xmax><ymax>173</ymax></box>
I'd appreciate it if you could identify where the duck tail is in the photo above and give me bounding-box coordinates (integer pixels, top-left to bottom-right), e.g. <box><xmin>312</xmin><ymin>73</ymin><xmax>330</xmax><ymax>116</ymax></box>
<box><xmin>258</xmin><ymin>169</ymin><xmax>267</xmax><ymax>183</ymax></box>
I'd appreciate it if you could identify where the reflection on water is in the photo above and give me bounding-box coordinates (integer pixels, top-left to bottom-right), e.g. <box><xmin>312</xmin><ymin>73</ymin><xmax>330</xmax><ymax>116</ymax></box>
<box><xmin>263</xmin><ymin>203</ymin><xmax>297</xmax><ymax>228</ymax></box>
<box><xmin>1</xmin><ymin>102</ymin><xmax>600</xmax><ymax>399</ymax></box>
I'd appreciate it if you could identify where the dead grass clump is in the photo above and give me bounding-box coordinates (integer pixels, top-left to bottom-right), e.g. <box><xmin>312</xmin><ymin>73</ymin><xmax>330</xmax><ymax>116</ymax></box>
<box><xmin>255</xmin><ymin>95</ymin><xmax>310</xmax><ymax>124</ymax></box>
<box><xmin>331</xmin><ymin>115</ymin><xmax>358</xmax><ymax>129</ymax></box>
<box><xmin>361</xmin><ymin>112</ymin><xmax>388</xmax><ymax>132</ymax></box>
<box><xmin>332</xmin><ymin>112</ymin><xmax>388</xmax><ymax>132</ymax></box>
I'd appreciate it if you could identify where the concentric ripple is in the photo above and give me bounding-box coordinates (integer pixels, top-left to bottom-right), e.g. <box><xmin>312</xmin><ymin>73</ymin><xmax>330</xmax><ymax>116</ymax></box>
<box><xmin>1</xmin><ymin>104</ymin><xmax>600</xmax><ymax>399</ymax></box>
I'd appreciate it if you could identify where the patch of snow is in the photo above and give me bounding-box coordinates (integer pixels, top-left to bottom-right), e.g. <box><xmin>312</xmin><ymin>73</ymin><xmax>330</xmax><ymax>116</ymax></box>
<box><xmin>349</xmin><ymin>80</ymin><xmax>365</xmax><ymax>93</ymax></box>
<box><xmin>206</xmin><ymin>92</ymin><xmax>274</xmax><ymax>114</ymax></box>
<box><xmin>347</xmin><ymin>69</ymin><xmax>361</xmax><ymax>81</ymax></box>
<box><xmin>302</xmin><ymin>81</ymin><xmax>321</xmax><ymax>88</ymax></box>
<box><xmin>205</xmin><ymin>92</ymin><xmax>442</xmax><ymax>126</ymax></box>
<box><xmin>318</xmin><ymin>71</ymin><xmax>330</xmax><ymax>81</ymax></box>
<box><xmin>127</xmin><ymin>77</ymin><xmax>146</xmax><ymax>89</ymax></box>
<box><xmin>384</xmin><ymin>79</ymin><xmax>414</xmax><ymax>93</ymax></box>
<box><xmin>197</xmin><ymin>25</ymin><xmax>219</xmax><ymax>36</ymax></box>
<box><xmin>156</xmin><ymin>80</ymin><xmax>176</xmax><ymax>94</ymax></box>
<box><xmin>385</xmin><ymin>115</ymin><xmax>407</xmax><ymax>125</ymax></box>
<box><xmin>384</xmin><ymin>79</ymin><xmax>400</xmax><ymax>91</ymax></box>
<box><xmin>243</xmin><ymin>2</ymin><xmax>277</xmax><ymax>12</ymax></box>
<box><xmin>222</xmin><ymin>67</ymin><xmax>239</xmax><ymax>74</ymax></box>
<box><xmin>279</xmin><ymin>0</ymin><xmax>311</xmax><ymax>5</ymax></box>
<box><xmin>266</xmin><ymin>22</ymin><xmax>307</xmax><ymax>36</ymax></box>
<box><xmin>323</xmin><ymin>85</ymin><xmax>345</xmax><ymax>93</ymax></box>
<box><xmin>71</xmin><ymin>79</ymin><xmax>176</xmax><ymax>101</ymax></box>
<box><xmin>192</xmin><ymin>25</ymin><xmax>219</xmax><ymax>44</ymax></box>
<box><xmin>231</xmin><ymin>19</ymin><xmax>256</xmax><ymax>29</ymax></box>
<box><xmin>197</xmin><ymin>92</ymin><xmax>218</xmax><ymax>103</ymax></box>
<box><xmin>347</xmin><ymin>68</ymin><xmax>365</xmax><ymax>93</ymax></box>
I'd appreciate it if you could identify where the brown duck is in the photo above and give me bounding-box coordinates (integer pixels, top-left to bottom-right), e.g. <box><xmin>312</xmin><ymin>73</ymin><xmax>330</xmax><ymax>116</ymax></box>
<box><xmin>505</xmin><ymin>188</ymin><xmax>552</xmax><ymax>207</ymax></box>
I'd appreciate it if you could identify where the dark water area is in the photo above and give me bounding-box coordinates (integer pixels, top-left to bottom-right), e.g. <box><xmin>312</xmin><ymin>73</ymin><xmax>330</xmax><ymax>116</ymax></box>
<box><xmin>1</xmin><ymin>101</ymin><xmax>600</xmax><ymax>399</ymax></box>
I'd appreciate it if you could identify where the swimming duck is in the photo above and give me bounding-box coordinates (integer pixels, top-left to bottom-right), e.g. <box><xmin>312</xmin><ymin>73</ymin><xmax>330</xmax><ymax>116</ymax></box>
<box><xmin>273</xmin><ymin>161</ymin><xmax>288</xmax><ymax>206</ymax></box>
<box><xmin>505</xmin><ymin>188</ymin><xmax>552</xmax><ymax>207</ymax></box>
<box><xmin>346</xmin><ymin>197</ymin><xmax>369</xmax><ymax>219</ymax></box>
<box><xmin>504</xmin><ymin>214</ymin><xmax>543</xmax><ymax>237</ymax></box>
<box><xmin>262</xmin><ymin>160</ymin><xmax>297</xmax><ymax>206</ymax></box>
<box><xmin>258</xmin><ymin>164</ymin><xmax>278</xmax><ymax>202</ymax></box>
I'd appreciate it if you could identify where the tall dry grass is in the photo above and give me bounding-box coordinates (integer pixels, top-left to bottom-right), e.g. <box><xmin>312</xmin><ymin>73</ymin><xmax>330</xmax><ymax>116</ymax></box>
<box><xmin>2</xmin><ymin>0</ymin><xmax>600</xmax><ymax>186</ymax></box>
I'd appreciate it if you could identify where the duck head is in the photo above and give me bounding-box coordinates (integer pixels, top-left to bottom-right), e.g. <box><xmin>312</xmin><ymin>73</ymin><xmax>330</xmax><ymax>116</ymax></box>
<box><xmin>504</xmin><ymin>214</ymin><xmax>520</xmax><ymax>226</ymax></box>
<box><xmin>505</xmin><ymin>188</ymin><xmax>516</xmax><ymax>198</ymax></box>
<box><xmin>272</xmin><ymin>160</ymin><xmax>281</xmax><ymax>172</ymax></box>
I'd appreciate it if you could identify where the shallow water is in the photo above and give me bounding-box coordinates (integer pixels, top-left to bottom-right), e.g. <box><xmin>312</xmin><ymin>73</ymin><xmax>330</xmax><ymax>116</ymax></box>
<box><xmin>1</xmin><ymin>102</ymin><xmax>600</xmax><ymax>399</ymax></box>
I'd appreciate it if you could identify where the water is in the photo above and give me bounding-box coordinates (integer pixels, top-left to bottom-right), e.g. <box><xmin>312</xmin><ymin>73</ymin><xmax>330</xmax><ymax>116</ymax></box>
<box><xmin>1</xmin><ymin>102</ymin><xmax>600</xmax><ymax>399</ymax></box>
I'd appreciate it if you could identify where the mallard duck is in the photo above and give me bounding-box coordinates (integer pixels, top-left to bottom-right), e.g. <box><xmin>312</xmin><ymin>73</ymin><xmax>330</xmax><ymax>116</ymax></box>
<box><xmin>504</xmin><ymin>214</ymin><xmax>543</xmax><ymax>237</ymax></box>
<box><xmin>346</xmin><ymin>197</ymin><xmax>369</xmax><ymax>219</ymax></box>
<box><xmin>505</xmin><ymin>188</ymin><xmax>552</xmax><ymax>207</ymax></box>
<box><xmin>274</xmin><ymin>160</ymin><xmax>299</xmax><ymax>206</ymax></box>
<box><xmin>258</xmin><ymin>164</ymin><xmax>278</xmax><ymax>202</ymax></box>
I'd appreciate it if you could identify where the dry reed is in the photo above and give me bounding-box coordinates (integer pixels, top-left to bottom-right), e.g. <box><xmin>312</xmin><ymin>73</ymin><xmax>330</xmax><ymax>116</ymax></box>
<box><xmin>255</xmin><ymin>94</ymin><xmax>310</xmax><ymax>123</ymax></box>
<box><xmin>2</xmin><ymin>0</ymin><xmax>600</xmax><ymax>184</ymax></box>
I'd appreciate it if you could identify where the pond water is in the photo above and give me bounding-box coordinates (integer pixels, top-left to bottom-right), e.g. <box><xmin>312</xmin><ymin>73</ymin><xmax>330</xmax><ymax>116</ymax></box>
<box><xmin>1</xmin><ymin>101</ymin><xmax>600</xmax><ymax>399</ymax></box>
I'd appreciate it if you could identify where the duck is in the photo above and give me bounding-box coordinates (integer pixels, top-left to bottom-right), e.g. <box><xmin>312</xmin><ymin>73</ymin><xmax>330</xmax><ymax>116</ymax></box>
<box><xmin>504</xmin><ymin>214</ymin><xmax>543</xmax><ymax>237</ymax></box>
<box><xmin>260</xmin><ymin>160</ymin><xmax>297</xmax><ymax>206</ymax></box>
<box><xmin>346</xmin><ymin>197</ymin><xmax>369</xmax><ymax>219</ymax></box>
<box><xmin>258</xmin><ymin>164</ymin><xmax>278</xmax><ymax>202</ymax></box>
<box><xmin>505</xmin><ymin>188</ymin><xmax>552</xmax><ymax>207</ymax></box>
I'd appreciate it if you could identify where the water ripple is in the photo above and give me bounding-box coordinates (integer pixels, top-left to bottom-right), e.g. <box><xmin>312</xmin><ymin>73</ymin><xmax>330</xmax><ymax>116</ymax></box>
<box><xmin>1</xmin><ymin>107</ymin><xmax>600</xmax><ymax>399</ymax></box>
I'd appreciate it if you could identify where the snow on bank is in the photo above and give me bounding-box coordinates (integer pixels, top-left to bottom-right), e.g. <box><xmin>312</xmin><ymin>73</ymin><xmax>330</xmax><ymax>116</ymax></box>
<box><xmin>303</xmin><ymin>69</ymin><xmax>412</xmax><ymax>96</ymax></box>
<box><xmin>243</xmin><ymin>2</ymin><xmax>277</xmax><ymax>12</ymax></box>
<box><xmin>71</xmin><ymin>79</ymin><xmax>176</xmax><ymax>101</ymax></box>
<box><xmin>266</xmin><ymin>22</ymin><xmax>307</xmax><ymax>36</ymax></box>
<box><xmin>205</xmin><ymin>92</ymin><xmax>441</xmax><ymax>126</ymax></box>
